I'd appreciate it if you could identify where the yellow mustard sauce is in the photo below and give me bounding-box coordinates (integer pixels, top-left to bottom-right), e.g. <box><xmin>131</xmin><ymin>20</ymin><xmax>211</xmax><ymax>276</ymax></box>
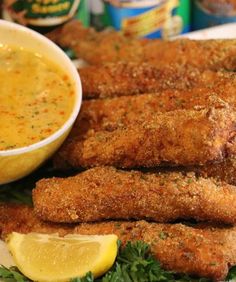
<box><xmin>0</xmin><ymin>45</ymin><xmax>75</xmax><ymax>150</ymax></box>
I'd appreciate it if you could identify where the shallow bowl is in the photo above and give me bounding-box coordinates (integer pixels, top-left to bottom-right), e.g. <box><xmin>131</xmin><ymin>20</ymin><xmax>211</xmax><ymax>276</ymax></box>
<box><xmin>0</xmin><ymin>20</ymin><xmax>82</xmax><ymax>185</ymax></box>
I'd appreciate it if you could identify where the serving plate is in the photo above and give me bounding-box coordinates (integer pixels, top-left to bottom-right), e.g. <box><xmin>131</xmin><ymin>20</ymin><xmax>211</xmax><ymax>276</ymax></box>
<box><xmin>0</xmin><ymin>240</ymin><xmax>14</xmax><ymax>267</ymax></box>
<box><xmin>1</xmin><ymin>22</ymin><xmax>236</xmax><ymax>275</ymax></box>
<box><xmin>178</xmin><ymin>22</ymin><xmax>236</xmax><ymax>39</ymax></box>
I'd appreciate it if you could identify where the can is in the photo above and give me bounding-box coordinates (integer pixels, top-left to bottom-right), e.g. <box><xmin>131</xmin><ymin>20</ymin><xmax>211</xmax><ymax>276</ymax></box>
<box><xmin>193</xmin><ymin>0</ymin><xmax>236</xmax><ymax>30</ymax></box>
<box><xmin>105</xmin><ymin>0</ymin><xmax>190</xmax><ymax>39</ymax></box>
<box><xmin>176</xmin><ymin>0</ymin><xmax>190</xmax><ymax>34</ymax></box>
<box><xmin>2</xmin><ymin>0</ymin><xmax>89</xmax><ymax>33</ymax></box>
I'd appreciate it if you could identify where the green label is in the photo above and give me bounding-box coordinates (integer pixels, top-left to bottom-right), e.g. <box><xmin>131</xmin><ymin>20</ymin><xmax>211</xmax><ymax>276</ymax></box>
<box><xmin>4</xmin><ymin>0</ymin><xmax>81</xmax><ymax>26</ymax></box>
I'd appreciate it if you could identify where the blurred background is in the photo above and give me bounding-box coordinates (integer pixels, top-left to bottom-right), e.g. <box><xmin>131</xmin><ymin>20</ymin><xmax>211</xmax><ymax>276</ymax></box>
<box><xmin>1</xmin><ymin>0</ymin><xmax>236</xmax><ymax>38</ymax></box>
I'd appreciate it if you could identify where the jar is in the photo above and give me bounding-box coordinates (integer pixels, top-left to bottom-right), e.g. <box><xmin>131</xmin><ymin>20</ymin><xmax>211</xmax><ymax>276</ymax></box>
<box><xmin>2</xmin><ymin>0</ymin><xmax>89</xmax><ymax>33</ymax></box>
<box><xmin>193</xmin><ymin>0</ymin><xmax>236</xmax><ymax>30</ymax></box>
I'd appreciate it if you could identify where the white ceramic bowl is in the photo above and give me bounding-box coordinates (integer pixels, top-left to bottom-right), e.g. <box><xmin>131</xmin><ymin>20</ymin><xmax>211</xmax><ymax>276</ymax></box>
<box><xmin>0</xmin><ymin>20</ymin><xmax>82</xmax><ymax>185</ymax></box>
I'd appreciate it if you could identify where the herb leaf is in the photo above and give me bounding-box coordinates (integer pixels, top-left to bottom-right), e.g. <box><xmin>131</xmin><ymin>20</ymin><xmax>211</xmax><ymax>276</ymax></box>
<box><xmin>0</xmin><ymin>266</ymin><xmax>31</xmax><ymax>282</ymax></box>
<box><xmin>226</xmin><ymin>265</ymin><xmax>236</xmax><ymax>280</ymax></box>
<box><xmin>71</xmin><ymin>272</ymin><xmax>94</xmax><ymax>282</ymax></box>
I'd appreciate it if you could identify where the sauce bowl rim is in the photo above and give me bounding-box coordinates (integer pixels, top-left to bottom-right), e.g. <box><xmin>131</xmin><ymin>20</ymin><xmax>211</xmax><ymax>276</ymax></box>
<box><xmin>0</xmin><ymin>19</ymin><xmax>82</xmax><ymax>157</ymax></box>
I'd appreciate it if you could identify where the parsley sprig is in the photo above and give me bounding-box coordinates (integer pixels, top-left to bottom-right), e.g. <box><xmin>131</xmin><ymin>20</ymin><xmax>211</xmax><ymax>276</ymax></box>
<box><xmin>0</xmin><ymin>266</ymin><xmax>30</xmax><ymax>282</ymax></box>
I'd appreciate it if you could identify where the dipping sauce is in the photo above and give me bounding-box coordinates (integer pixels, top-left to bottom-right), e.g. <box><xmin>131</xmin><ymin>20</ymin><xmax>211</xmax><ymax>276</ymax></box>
<box><xmin>0</xmin><ymin>45</ymin><xmax>75</xmax><ymax>151</ymax></box>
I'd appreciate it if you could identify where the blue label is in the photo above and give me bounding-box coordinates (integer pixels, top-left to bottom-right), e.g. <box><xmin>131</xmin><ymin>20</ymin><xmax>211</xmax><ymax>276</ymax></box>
<box><xmin>106</xmin><ymin>0</ymin><xmax>184</xmax><ymax>38</ymax></box>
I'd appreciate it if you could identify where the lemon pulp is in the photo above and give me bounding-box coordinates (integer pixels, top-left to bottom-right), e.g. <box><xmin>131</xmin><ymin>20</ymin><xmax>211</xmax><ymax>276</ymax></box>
<box><xmin>7</xmin><ymin>232</ymin><xmax>118</xmax><ymax>282</ymax></box>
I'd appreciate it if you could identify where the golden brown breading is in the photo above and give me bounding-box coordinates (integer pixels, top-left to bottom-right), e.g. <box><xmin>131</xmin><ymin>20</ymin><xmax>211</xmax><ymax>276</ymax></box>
<box><xmin>70</xmin><ymin>87</ymin><xmax>235</xmax><ymax>140</ymax></box>
<box><xmin>79</xmin><ymin>62</ymin><xmax>203</xmax><ymax>99</ymax></box>
<box><xmin>0</xmin><ymin>203</ymin><xmax>74</xmax><ymax>237</ymax></box>
<box><xmin>1</xmin><ymin>203</ymin><xmax>236</xmax><ymax>281</ymax></box>
<box><xmin>47</xmin><ymin>20</ymin><xmax>236</xmax><ymax>70</ymax></box>
<box><xmin>33</xmin><ymin>166</ymin><xmax>236</xmax><ymax>225</ymax></box>
<box><xmin>70</xmin><ymin>90</ymin><xmax>213</xmax><ymax>139</ymax></box>
<box><xmin>190</xmin><ymin>158</ymin><xmax>236</xmax><ymax>186</ymax></box>
<box><xmin>143</xmin><ymin>38</ymin><xmax>236</xmax><ymax>71</ymax></box>
<box><xmin>47</xmin><ymin>20</ymin><xmax>149</xmax><ymax>66</ymax></box>
<box><xmin>80</xmin><ymin>62</ymin><xmax>236</xmax><ymax>99</ymax></box>
<box><xmin>54</xmin><ymin>106</ymin><xmax>236</xmax><ymax>169</ymax></box>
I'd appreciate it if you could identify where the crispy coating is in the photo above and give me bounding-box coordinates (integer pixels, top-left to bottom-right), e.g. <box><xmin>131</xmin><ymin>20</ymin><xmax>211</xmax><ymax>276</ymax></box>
<box><xmin>47</xmin><ymin>20</ymin><xmax>236</xmax><ymax>70</ymax></box>
<box><xmin>54</xmin><ymin>107</ymin><xmax>236</xmax><ymax>169</ymax></box>
<box><xmin>33</xmin><ymin>166</ymin><xmax>236</xmax><ymax>225</ymax></box>
<box><xmin>1</xmin><ymin>203</ymin><xmax>236</xmax><ymax>281</ymax></box>
<box><xmin>47</xmin><ymin>20</ymin><xmax>148</xmax><ymax>66</ymax></box>
<box><xmin>143</xmin><ymin>38</ymin><xmax>236</xmax><ymax>71</ymax></box>
<box><xmin>190</xmin><ymin>158</ymin><xmax>236</xmax><ymax>186</ymax></box>
<box><xmin>0</xmin><ymin>203</ymin><xmax>74</xmax><ymax>237</ymax></box>
<box><xmin>70</xmin><ymin>87</ymin><xmax>236</xmax><ymax>140</ymax></box>
<box><xmin>80</xmin><ymin>62</ymin><xmax>236</xmax><ymax>99</ymax></box>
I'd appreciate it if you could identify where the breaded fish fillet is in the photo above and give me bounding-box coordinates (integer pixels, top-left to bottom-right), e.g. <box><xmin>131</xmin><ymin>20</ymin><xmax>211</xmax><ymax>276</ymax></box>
<box><xmin>33</xmin><ymin>166</ymin><xmax>236</xmax><ymax>225</ymax></box>
<box><xmin>0</xmin><ymin>203</ymin><xmax>236</xmax><ymax>281</ymax></box>
<box><xmin>80</xmin><ymin>62</ymin><xmax>236</xmax><ymax>99</ymax></box>
<box><xmin>47</xmin><ymin>20</ymin><xmax>148</xmax><ymax>66</ymax></box>
<box><xmin>54</xmin><ymin>107</ymin><xmax>236</xmax><ymax>169</ymax></box>
<box><xmin>0</xmin><ymin>203</ymin><xmax>73</xmax><ymax>237</ymax></box>
<box><xmin>70</xmin><ymin>89</ymin><xmax>233</xmax><ymax>140</ymax></box>
<box><xmin>47</xmin><ymin>20</ymin><xmax>236</xmax><ymax>70</ymax></box>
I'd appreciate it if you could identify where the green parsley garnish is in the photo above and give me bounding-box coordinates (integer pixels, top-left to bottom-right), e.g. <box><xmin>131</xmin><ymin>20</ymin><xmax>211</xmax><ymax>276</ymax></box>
<box><xmin>0</xmin><ymin>266</ymin><xmax>31</xmax><ymax>282</ymax></box>
<box><xmin>159</xmin><ymin>231</ymin><xmax>168</xmax><ymax>240</ymax></box>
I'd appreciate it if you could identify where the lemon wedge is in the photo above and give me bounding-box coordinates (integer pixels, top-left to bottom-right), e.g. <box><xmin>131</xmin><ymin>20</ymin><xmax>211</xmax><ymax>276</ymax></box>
<box><xmin>7</xmin><ymin>232</ymin><xmax>118</xmax><ymax>282</ymax></box>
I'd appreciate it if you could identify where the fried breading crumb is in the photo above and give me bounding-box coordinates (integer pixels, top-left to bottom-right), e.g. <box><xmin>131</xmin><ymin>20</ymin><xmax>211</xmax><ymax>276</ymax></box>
<box><xmin>33</xmin><ymin>166</ymin><xmax>236</xmax><ymax>225</ymax></box>
<box><xmin>54</xmin><ymin>106</ymin><xmax>236</xmax><ymax>169</ymax></box>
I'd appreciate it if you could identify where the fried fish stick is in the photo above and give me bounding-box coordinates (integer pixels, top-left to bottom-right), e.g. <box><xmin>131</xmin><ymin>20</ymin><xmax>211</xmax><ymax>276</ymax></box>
<box><xmin>0</xmin><ymin>204</ymin><xmax>236</xmax><ymax>281</ymax></box>
<box><xmin>143</xmin><ymin>38</ymin><xmax>236</xmax><ymax>71</ymax></box>
<box><xmin>80</xmin><ymin>62</ymin><xmax>202</xmax><ymax>99</ymax></box>
<box><xmin>70</xmin><ymin>89</ymin><xmax>233</xmax><ymax>140</ymax></box>
<box><xmin>33</xmin><ymin>166</ymin><xmax>236</xmax><ymax>225</ymax></box>
<box><xmin>80</xmin><ymin>62</ymin><xmax>236</xmax><ymax>99</ymax></box>
<box><xmin>47</xmin><ymin>20</ymin><xmax>236</xmax><ymax>70</ymax></box>
<box><xmin>54</xmin><ymin>107</ymin><xmax>236</xmax><ymax>169</ymax></box>
<box><xmin>0</xmin><ymin>203</ymin><xmax>75</xmax><ymax>237</ymax></box>
<box><xmin>47</xmin><ymin>20</ymin><xmax>149</xmax><ymax>66</ymax></box>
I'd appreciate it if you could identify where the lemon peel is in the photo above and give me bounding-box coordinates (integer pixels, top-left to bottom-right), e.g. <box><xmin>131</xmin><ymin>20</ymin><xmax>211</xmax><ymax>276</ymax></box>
<box><xmin>7</xmin><ymin>232</ymin><xmax>118</xmax><ymax>282</ymax></box>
